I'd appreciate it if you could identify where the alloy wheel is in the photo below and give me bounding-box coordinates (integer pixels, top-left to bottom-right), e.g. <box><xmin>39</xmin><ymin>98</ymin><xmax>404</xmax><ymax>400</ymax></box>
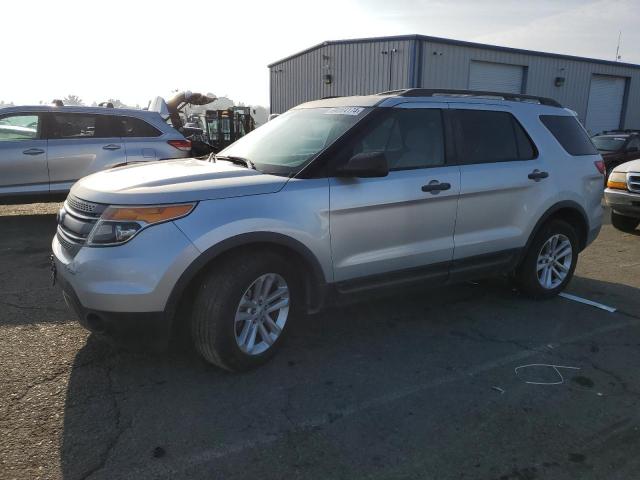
<box><xmin>234</xmin><ymin>273</ymin><xmax>290</xmax><ymax>355</ymax></box>
<box><xmin>536</xmin><ymin>233</ymin><xmax>573</xmax><ymax>290</ymax></box>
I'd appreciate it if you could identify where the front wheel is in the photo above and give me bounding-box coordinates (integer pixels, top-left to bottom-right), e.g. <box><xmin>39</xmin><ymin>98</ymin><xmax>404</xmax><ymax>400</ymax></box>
<box><xmin>191</xmin><ymin>251</ymin><xmax>300</xmax><ymax>371</ymax></box>
<box><xmin>514</xmin><ymin>220</ymin><xmax>578</xmax><ymax>299</ymax></box>
<box><xmin>611</xmin><ymin>211</ymin><xmax>640</xmax><ymax>233</ymax></box>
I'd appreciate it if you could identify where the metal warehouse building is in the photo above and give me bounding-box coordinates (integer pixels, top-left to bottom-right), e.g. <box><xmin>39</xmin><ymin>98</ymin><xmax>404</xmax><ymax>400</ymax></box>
<box><xmin>268</xmin><ymin>34</ymin><xmax>640</xmax><ymax>134</ymax></box>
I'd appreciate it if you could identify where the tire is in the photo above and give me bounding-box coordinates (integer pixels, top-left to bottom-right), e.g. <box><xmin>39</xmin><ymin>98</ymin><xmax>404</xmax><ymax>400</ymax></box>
<box><xmin>611</xmin><ymin>211</ymin><xmax>640</xmax><ymax>233</ymax></box>
<box><xmin>514</xmin><ymin>219</ymin><xmax>579</xmax><ymax>299</ymax></box>
<box><xmin>191</xmin><ymin>250</ymin><xmax>301</xmax><ymax>372</ymax></box>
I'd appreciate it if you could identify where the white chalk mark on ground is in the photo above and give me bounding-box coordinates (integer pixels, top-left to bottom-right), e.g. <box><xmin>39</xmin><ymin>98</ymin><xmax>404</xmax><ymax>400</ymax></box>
<box><xmin>514</xmin><ymin>363</ymin><xmax>580</xmax><ymax>385</ymax></box>
<box><xmin>121</xmin><ymin>319</ymin><xmax>637</xmax><ymax>479</ymax></box>
<box><xmin>559</xmin><ymin>292</ymin><xmax>617</xmax><ymax>313</ymax></box>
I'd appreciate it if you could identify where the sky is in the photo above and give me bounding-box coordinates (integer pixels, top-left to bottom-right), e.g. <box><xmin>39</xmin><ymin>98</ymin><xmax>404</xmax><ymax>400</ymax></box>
<box><xmin>2</xmin><ymin>0</ymin><xmax>638</xmax><ymax>108</ymax></box>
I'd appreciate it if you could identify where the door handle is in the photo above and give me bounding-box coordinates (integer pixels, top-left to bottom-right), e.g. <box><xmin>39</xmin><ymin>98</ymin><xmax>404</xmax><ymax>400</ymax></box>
<box><xmin>102</xmin><ymin>144</ymin><xmax>121</xmax><ymax>151</ymax></box>
<box><xmin>528</xmin><ymin>169</ymin><xmax>549</xmax><ymax>181</ymax></box>
<box><xmin>421</xmin><ymin>181</ymin><xmax>451</xmax><ymax>193</ymax></box>
<box><xmin>23</xmin><ymin>148</ymin><xmax>45</xmax><ymax>155</ymax></box>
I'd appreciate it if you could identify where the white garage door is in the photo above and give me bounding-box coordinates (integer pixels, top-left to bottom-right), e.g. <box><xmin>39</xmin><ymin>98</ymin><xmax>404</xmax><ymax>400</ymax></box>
<box><xmin>468</xmin><ymin>61</ymin><xmax>524</xmax><ymax>94</ymax></box>
<box><xmin>585</xmin><ymin>75</ymin><xmax>626</xmax><ymax>134</ymax></box>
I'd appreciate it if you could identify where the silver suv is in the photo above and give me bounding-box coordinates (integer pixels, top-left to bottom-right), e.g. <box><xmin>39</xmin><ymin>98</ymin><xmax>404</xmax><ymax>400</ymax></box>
<box><xmin>0</xmin><ymin>105</ymin><xmax>190</xmax><ymax>200</ymax></box>
<box><xmin>51</xmin><ymin>89</ymin><xmax>605</xmax><ymax>371</ymax></box>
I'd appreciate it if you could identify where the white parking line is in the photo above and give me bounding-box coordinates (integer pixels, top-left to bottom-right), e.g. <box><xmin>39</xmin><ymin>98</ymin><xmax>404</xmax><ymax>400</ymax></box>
<box><xmin>559</xmin><ymin>292</ymin><xmax>617</xmax><ymax>313</ymax></box>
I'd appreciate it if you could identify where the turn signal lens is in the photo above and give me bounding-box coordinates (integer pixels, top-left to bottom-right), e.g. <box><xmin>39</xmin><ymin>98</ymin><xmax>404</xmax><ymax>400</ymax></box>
<box><xmin>594</xmin><ymin>160</ymin><xmax>605</xmax><ymax>175</ymax></box>
<box><xmin>607</xmin><ymin>172</ymin><xmax>627</xmax><ymax>190</ymax></box>
<box><xmin>87</xmin><ymin>203</ymin><xmax>196</xmax><ymax>246</ymax></box>
<box><xmin>102</xmin><ymin>204</ymin><xmax>195</xmax><ymax>223</ymax></box>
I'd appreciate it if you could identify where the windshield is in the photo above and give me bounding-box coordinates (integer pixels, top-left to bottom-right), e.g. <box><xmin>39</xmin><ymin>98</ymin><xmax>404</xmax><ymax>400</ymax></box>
<box><xmin>218</xmin><ymin>107</ymin><xmax>370</xmax><ymax>175</ymax></box>
<box><xmin>592</xmin><ymin>135</ymin><xmax>626</xmax><ymax>152</ymax></box>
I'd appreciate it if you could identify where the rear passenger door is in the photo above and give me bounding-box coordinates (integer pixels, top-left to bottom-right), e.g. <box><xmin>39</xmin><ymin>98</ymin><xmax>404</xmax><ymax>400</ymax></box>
<box><xmin>46</xmin><ymin>112</ymin><xmax>124</xmax><ymax>193</ymax></box>
<box><xmin>450</xmin><ymin>106</ymin><xmax>553</xmax><ymax>272</ymax></box>
<box><xmin>113</xmin><ymin>115</ymin><xmax>162</xmax><ymax>162</ymax></box>
<box><xmin>329</xmin><ymin>104</ymin><xmax>461</xmax><ymax>284</ymax></box>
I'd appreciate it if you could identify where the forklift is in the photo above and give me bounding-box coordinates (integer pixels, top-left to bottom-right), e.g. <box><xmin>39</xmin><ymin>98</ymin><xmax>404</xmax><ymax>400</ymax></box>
<box><xmin>149</xmin><ymin>92</ymin><xmax>256</xmax><ymax>155</ymax></box>
<box><xmin>199</xmin><ymin>106</ymin><xmax>256</xmax><ymax>152</ymax></box>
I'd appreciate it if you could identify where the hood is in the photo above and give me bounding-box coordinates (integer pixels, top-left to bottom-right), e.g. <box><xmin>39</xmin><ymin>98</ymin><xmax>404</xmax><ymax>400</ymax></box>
<box><xmin>71</xmin><ymin>159</ymin><xmax>289</xmax><ymax>205</ymax></box>
<box><xmin>612</xmin><ymin>159</ymin><xmax>640</xmax><ymax>173</ymax></box>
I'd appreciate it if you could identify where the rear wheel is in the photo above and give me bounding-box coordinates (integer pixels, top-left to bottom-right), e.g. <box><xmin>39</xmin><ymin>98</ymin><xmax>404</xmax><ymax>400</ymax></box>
<box><xmin>611</xmin><ymin>211</ymin><xmax>640</xmax><ymax>233</ymax></box>
<box><xmin>515</xmin><ymin>219</ymin><xmax>578</xmax><ymax>299</ymax></box>
<box><xmin>191</xmin><ymin>251</ymin><xmax>300</xmax><ymax>371</ymax></box>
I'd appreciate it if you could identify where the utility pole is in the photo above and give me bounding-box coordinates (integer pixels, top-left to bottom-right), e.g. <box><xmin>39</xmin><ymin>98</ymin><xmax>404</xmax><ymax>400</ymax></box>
<box><xmin>615</xmin><ymin>31</ymin><xmax>622</xmax><ymax>61</ymax></box>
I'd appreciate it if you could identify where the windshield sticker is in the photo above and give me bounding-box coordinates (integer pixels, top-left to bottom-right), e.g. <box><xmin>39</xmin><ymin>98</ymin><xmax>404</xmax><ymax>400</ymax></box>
<box><xmin>325</xmin><ymin>107</ymin><xmax>365</xmax><ymax>116</ymax></box>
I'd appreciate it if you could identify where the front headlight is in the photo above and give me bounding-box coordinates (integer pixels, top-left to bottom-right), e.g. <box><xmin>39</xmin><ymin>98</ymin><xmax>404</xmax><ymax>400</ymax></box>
<box><xmin>87</xmin><ymin>203</ymin><xmax>196</xmax><ymax>246</ymax></box>
<box><xmin>607</xmin><ymin>172</ymin><xmax>627</xmax><ymax>191</ymax></box>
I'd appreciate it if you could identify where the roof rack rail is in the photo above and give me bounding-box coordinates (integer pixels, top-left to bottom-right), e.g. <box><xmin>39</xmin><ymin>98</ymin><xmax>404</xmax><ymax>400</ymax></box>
<box><xmin>377</xmin><ymin>89</ymin><xmax>409</xmax><ymax>96</ymax></box>
<box><xmin>379</xmin><ymin>88</ymin><xmax>562</xmax><ymax>107</ymax></box>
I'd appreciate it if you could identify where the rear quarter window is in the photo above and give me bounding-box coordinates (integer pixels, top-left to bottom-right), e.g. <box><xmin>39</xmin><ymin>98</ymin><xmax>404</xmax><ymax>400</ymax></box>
<box><xmin>540</xmin><ymin>115</ymin><xmax>598</xmax><ymax>156</ymax></box>
<box><xmin>115</xmin><ymin>116</ymin><xmax>161</xmax><ymax>137</ymax></box>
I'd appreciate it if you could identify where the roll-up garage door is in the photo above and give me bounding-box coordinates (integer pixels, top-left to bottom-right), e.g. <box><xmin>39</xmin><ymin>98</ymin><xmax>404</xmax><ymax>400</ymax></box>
<box><xmin>585</xmin><ymin>75</ymin><xmax>626</xmax><ymax>134</ymax></box>
<box><xmin>468</xmin><ymin>61</ymin><xmax>524</xmax><ymax>94</ymax></box>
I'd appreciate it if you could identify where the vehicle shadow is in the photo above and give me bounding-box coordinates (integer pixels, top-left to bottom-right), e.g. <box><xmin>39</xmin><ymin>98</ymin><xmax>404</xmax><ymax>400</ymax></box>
<box><xmin>59</xmin><ymin>275</ymin><xmax>640</xmax><ymax>480</ymax></box>
<box><xmin>0</xmin><ymin>212</ymin><xmax>67</xmax><ymax>325</ymax></box>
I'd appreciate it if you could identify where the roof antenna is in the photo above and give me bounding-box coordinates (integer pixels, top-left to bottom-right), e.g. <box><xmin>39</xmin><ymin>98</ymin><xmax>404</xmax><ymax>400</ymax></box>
<box><xmin>615</xmin><ymin>31</ymin><xmax>622</xmax><ymax>61</ymax></box>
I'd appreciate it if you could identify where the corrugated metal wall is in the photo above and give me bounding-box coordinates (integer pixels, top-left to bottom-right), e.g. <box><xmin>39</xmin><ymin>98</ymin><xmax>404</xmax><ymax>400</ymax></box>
<box><xmin>269</xmin><ymin>37</ymin><xmax>640</xmax><ymax>130</ymax></box>
<box><xmin>420</xmin><ymin>39</ymin><xmax>640</xmax><ymax>128</ymax></box>
<box><xmin>269</xmin><ymin>39</ymin><xmax>413</xmax><ymax>113</ymax></box>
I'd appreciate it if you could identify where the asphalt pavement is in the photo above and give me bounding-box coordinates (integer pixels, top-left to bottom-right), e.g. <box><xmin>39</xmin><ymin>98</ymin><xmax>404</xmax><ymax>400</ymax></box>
<box><xmin>1</xmin><ymin>203</ymin><xmax>639</xmax><ymax>480</ymax></box>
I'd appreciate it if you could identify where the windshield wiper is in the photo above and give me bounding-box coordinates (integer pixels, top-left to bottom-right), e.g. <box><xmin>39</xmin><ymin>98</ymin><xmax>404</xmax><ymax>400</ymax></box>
<box><xmin>215</xmin><ymin>155</ymin><xmax>256</xmax><ymax>170</ymax></box>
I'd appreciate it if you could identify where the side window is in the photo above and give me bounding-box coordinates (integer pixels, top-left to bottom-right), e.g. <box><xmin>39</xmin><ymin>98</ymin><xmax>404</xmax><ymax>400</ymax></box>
<box><xmin>115</xmin><ymin>116</ymin><xmax>161</xmax><ymax>138</ymax></box>
<box><xmin>338</xmin><ymin>108</ymin><xmax>445</xmax><ymax>171</ymax></box>
<box><xmin>0</xmin><ymin>114</ymin><xmax>40</xmax><ymax>141</ymax></box>
<box><xmin>540</xmin><ymin>115</ymin><xmax>598</xmax><ymax>156</ymax></box>
<box><xmin>453</xmin><ymin>110</ymin><xmax>536</xmax><ymax>164</ymax></box>
<box><xmin>627</xmin><ymin>137</ymin><xmax>640</xmax><ymax>151</ymax></box>
<box><xmin>49</xmin><ymin>114</ymin><xmax>115</xmax><ymax>139</ymax></box>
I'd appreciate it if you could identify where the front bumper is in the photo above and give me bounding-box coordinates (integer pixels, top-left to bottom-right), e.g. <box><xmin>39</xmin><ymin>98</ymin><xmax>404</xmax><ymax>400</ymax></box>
<box><xmin>58</xmin><ymin>271</ymin><xmax>171</xmax><ymax>350</ymax></box>
<box><xmin>604</xmin><ymin>188</ymin><xmax>640</xmax><ymax>219</ymax></box>
<box><xmin>52</xmin><ymin>221</ymin><xmax>201</xmax><ymax>349</ymax></box>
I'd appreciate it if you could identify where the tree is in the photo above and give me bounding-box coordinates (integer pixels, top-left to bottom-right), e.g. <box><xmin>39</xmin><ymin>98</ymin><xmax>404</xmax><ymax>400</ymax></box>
<box><xmin>63</xmin><ymin>94</ymin><xmax>84</xmax><ymax>106</ymax></box>
<box><xmin>105</xmin><ymin>99</ymin><xmax>130</xmax><ymax>109</ymax></box>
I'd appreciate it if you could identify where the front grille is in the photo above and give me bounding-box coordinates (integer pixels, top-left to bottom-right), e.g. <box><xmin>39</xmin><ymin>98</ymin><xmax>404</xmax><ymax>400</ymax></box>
<box><xmin>66</xmin><ymin>195</ymin><xmax>98</xmax><ymax>214</ymax></box>
<box><xmin>57</xmin><ymin>195</ymin><xmax>107</xmax><ymax>256</ymax></box>
<box><xmin>628</xmin><ymin>173</ymin><xmax>640</xmax><ymax>193</ymax></box>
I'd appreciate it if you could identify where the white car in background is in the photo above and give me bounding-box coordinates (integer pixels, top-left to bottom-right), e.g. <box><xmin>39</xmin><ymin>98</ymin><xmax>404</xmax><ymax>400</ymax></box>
<box><xmin>605</xmin><ymin>159</ymin><xmax>640</xmax><ymax>232</ymax></box>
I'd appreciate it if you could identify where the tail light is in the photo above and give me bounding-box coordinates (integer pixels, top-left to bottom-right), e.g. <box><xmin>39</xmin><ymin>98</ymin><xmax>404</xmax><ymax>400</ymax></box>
<box><xmin>594</xmin><ymin>160</ymin><xmax>605</xmax><ymax>175</ymax></box>
<box><xmin>167</xmin><ymin>139</ymin><xmax>192</xmax><ymax>151</ymax></box>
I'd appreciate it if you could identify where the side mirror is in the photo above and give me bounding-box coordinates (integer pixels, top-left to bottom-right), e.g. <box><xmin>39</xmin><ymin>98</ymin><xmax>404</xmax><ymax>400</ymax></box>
<box><xmin>627</xmin><ymin>146</ymin><xmax>638</xmax><ymax>153</ymax></box>
<box><xmin>335</xmin><ymin>151</ymin><xmax>389</xmax><ymax>178</ymax></box>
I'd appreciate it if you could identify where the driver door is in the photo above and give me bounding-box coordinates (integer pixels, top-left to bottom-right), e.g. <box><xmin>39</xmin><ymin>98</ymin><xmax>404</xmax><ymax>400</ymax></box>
<box><xmin>328</xmin><ymin>104</ymin><xmax>460</xmax><ymax>285</ymax></box>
